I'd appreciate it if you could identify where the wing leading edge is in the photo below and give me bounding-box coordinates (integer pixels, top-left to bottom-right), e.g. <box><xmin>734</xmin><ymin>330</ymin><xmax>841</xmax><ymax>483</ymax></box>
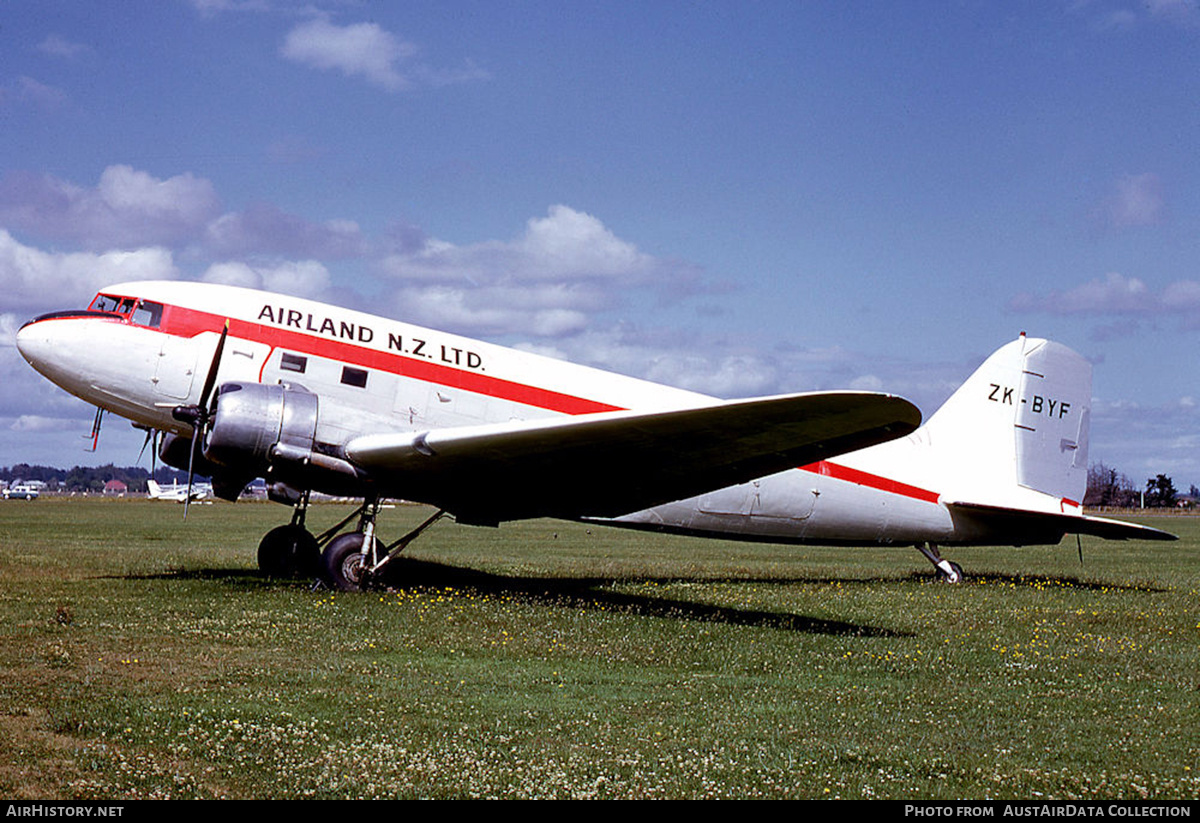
<box><xmin>345</xmin><ymin>391</ymin><xmax>921</xmax><ymax>525</ymax></box>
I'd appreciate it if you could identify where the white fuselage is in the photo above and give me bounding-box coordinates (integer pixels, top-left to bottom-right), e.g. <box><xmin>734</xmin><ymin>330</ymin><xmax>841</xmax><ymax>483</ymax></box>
<box><xmin>18</xmin><ymin>280</ymin><xmax>1091</xmax><ymax>548</ymax></box>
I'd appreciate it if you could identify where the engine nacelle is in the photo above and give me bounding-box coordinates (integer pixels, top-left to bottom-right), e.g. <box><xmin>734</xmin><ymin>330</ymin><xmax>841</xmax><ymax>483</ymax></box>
<box><xmin>204</xmin><ymin>382</ymin><xmax>319</xmax><ymax>473</ymax></box>
<box><xmin>158</xmin><ymin>431</ymin><xmax>219</xmax><ymax>477</ymax></box>
<box><xmin>158</xmin><ymin>431</ymin><xmax>247</xmax><ymax>501</ymax></box>
<box><xmin>201</xmin><ymin>382</ymin><xmax>364</xmax><ymax>497</ymax></box>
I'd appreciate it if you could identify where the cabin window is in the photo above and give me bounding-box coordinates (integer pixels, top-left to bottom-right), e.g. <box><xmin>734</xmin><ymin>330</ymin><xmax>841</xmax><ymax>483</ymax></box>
<box><xmin>281</xmin><ymin>353</ymin><xmax>308</xmax><ymax>373</ymax></box>
<box><xmin>341</xmin><ymin>366</ymin><xmax>368</xmax><ymax>388</ymax></box>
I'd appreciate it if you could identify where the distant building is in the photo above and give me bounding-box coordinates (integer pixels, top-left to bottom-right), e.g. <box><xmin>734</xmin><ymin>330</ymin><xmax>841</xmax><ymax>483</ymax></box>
<box><xmin>103</xmin><ymin>480</ymin><xmax>128</xmax><ymax>496</ymax></box>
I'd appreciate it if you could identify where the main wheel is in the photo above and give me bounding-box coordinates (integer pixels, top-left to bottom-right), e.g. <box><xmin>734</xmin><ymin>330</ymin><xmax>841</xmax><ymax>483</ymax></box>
<box><xmin>257</xmin><ymin>524</ymin><xmax>320</xmax><ymax>578</ymax></box>
<box><xmin>321</xmin><ymin>533</ymin><xmax>372</xmax><ymax>592</ymax></box>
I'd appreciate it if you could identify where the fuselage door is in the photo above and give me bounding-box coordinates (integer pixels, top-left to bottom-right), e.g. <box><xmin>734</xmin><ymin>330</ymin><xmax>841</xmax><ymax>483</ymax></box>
<box><xmin>153</xmin><ymin>334</ymin><xmax>197</xmax><ymax>400</ymax></box>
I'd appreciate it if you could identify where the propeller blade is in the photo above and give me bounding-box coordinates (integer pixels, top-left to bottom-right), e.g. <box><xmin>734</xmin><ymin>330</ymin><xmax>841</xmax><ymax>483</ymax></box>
<box><xmin>198</xmin><ymin>321</ymin><xmax>229</xmax><ymax>413</ymax></box>
<box><xmin>184</xmin><ymin>432</ymin><xmax>200</xmax><ymax>519</ymax></box>
<box><xmin>137</xmin><ymin>428</ymin><xmax>153</xmax><ymax>463</ymax></box>
<box><xmin>181</xmin><ymin>320</ymin><xmax>229</xmax><ymax>519</ymax></box>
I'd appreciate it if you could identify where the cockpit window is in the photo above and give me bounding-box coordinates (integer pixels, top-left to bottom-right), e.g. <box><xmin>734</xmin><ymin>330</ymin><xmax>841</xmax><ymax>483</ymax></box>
<box><xmin>90</xmin><ymin>294</ymin><xmax>127</xmax><ymax>313</ymax></box>
<box><xmin>87</xmin><ymin>294</ymin><xmax>163</xmax><ymax>328</ymax></box>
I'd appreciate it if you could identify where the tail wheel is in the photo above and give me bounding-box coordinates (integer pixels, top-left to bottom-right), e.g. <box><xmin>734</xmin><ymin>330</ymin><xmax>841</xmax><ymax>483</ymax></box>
<box><xmin>257</xmin><ymin>524</ymin><xmax>320</xmax><ymax>578</ymax></box>
<box><xmin>937</xmin><ymin>561</ymin><xmax>965</xmax><ymax>584</ymax></box>
<box><xmin>321</xmin><ymin>532</ymin><xmax>371</xmax><ymax>592</ymax></box>
<box><xmin>917</xmin><ymin>543</ymin><xmax>965</xmax><ymax>584</ymax></box>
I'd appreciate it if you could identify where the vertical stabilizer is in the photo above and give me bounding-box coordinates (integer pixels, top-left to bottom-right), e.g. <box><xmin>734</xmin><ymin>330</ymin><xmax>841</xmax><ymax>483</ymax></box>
<box><xmin>846</xmin><ymin>335</ymin><xmax>1093</xmax><ymax>510</ymax></box>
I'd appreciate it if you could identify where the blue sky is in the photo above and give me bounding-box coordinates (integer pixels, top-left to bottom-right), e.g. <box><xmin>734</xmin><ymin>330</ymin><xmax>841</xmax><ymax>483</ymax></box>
<box><xmin>1</xmin><ymin>0</ymin><xmax>1197</xmax><ymax>490</ymax></box>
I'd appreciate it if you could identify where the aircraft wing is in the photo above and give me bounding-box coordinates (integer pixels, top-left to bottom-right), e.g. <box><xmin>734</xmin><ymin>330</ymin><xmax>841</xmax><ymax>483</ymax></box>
<box><xmin>946</xmin><ymin>502</ymin><xmax>1178</xmax><ymax>543</ymax></box>
<box><xmin>344</xmin><ymin>391</ymin><xmax>920</xmax><ymax>525</ymax></box>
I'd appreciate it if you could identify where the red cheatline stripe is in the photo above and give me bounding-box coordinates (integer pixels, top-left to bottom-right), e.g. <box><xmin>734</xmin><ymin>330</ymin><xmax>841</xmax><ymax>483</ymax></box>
<box><xmin>160</xmin><ymin>304</ymin><xmax>625</xmax><ymax>416</ymax></box>
<box><xmin>799</xmin><ymin>460</ymin><xmax>941</xmax><ymax>504</ymax></box>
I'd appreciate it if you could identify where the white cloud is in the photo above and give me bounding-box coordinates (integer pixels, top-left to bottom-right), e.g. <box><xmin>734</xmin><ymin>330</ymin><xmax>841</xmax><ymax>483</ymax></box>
<box><xmin>1011</xmin><ymin>272</ymin><xmax>1156</xmax><ymax>315</ymax></box>
<box><xmin>1090</xmin><ymin>395</ymin><xmax>1200</xmax><ymax>483</ymax></box>
<box><xmin>0</xmin><ymin>166</ymin><xmax>220</xmax><ymax>249</ymax></box>
<box><xmin>0</xmin><ymin>165</ymin><xmax>368</xmax><ymax>262</ymax></box>
<box><xmin>200</xmin><ymin>259</ymin><xmax>332</xmax><ymax>300</ymax></box>
<box><xmin>280</xmin><ymin>17</ymin><xmax>489</xmax><ymax>92</ymax></box>
<box><xmin>9</xmin><ymin>415</ymin><xmax>78</xmax><ymax>433</ymax></box>
<box><xmin>1010</xmin><ymin>272</ymin><xmax>1200</xmax><ymax>332</ymax></box>
<box><xmin>1162</xmin><ymin>280</ymin><xmax>1200</xmax><ymax>312</ymax></box>
<box><xmin>0</xmin><ymin>229</ymin><xmax>178</xmax><ymax>315</ymax></box>
<box><xmin>508</xmin><ymin>326</ymin><xmax>922</xmax><ymax>402</ymax></box>
<box><xmin>377</xmin><ymin>205</ymin><xmax>703</xmax><ymax>337</ymax></box>
<box><xmin>520</xmin><ymin>205</ymin><xmax>655</xmax><ymax>280</ymax></box>
<box><xmin>188</xmin><ymin>0</ymin><xmax>270</xmax><ymax>15</ymax></box>
<box><xmin>281</xmin><ymin>18</ymin><xmax>418</xmax><ymax>91</ymax></box>
<box><xmin>205</xmin><ymin>204</ymin><xmax>366</xmax><ymax>259</ymax></box>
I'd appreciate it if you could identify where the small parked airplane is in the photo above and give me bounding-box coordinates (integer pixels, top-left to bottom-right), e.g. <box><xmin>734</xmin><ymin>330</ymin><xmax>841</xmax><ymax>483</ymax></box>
<box><xmin>147</xmin><ymin>479</ymin><xmax>212</xmax><ymax>503</ymax></box>
<box><xmin>16</xmin><ymin>281</ymin><xmax>1173</xmax><ymax>590</ymax></box>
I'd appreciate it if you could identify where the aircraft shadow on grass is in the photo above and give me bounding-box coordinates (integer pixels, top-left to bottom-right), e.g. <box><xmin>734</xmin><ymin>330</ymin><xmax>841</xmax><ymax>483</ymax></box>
<box><xmin>124</xmin><ymin>558</ymin><xmax>913</xmax><ymax>638</ymax></box>
<box><xmin>114</xmin><ymin>554</ymin><xmax>1167</xmax><ymax>638</ymax></box>
<box><xmin>938</xmin><ymin>570</ymin><xmax>1168</xmax><ymax>593</ymax></box>
<box><xmin>116</xmin><ymin>561</ymin><xmax>1166</xmax><ymax>638</ymax></box>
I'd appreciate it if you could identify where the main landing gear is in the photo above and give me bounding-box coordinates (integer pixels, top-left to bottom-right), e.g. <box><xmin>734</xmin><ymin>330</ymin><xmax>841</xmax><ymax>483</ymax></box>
<box><xmin>256</xmin><ymin>492</ymin><xmax>447</xmax><ymax>592</ymax></box>
<box><xmin>257</xmin><ymin>490</ymin><xmax>320</xmax><ymax>578</ymax></box>
<box><xmin>916</xmin><ymin>542</ymin><xmax>964</xmax><ymax>584</ymax></box>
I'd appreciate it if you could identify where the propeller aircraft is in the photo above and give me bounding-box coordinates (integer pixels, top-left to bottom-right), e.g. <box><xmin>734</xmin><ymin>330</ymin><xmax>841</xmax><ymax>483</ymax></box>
<box><xmin>147</xmin><ymin>479</ymin><xmax>212</xmax><ymax>503</ymax></box>
<box><xmin>16</xmin><ymin>281</ymin><xmax>1173</xmax><ymax>590</ymax></box>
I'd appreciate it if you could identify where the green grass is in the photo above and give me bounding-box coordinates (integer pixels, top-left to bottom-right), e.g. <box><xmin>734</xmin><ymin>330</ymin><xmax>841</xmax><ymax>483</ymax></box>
<box><xmin>1</xmin><ymin>498</ymin><xmax>1197</xmax><ymax>799</ymax></box>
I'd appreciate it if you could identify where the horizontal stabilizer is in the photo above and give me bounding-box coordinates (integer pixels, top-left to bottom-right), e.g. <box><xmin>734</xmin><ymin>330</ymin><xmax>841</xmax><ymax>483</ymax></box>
<box><xmin>947</xmin><ymin>501</ymin><xmax>1177</xmax><ymax>542</ymax></box>
<box><xmin>346</xmin><ymin>391</ymin><xmax>920</xmax><ymax>524</ymax></box>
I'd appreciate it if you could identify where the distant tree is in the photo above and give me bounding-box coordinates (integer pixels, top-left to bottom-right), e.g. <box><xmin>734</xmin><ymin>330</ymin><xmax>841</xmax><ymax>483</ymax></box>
<box><xmin>2</xmin><ymin>463</ymin><xmax>201</xmax><ymax>493</ymax></box>
<box><xmin>1145</xmin><ymin>474</ymin><xmax>1178</xmax><ymax>508</ymax></box>
<box><xmin>1086</xmin><ymin>462</ymin><xmax>1138</xmax><ymax>507</ymax></box>
<box><xmin>0</xmin><ymin>464</ymin><xmax>64</xmax><ymax>485</ymax></box>
<box><xmin>57</xmin><ymin>464</ymin><xmax>152</xmax><ymax>493</ymax></box>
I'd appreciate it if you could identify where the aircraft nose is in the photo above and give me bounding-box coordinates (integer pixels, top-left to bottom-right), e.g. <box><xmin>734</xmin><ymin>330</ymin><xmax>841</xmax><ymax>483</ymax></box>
<box><xmin>15</xmin><ymin>316</ymin><xmax>83</xmax><ymax>387</ymax></box>
<box><xmin>15</xmin><ymin>319</ymin><xmax>53</xmax><ymax>372</ymax></box>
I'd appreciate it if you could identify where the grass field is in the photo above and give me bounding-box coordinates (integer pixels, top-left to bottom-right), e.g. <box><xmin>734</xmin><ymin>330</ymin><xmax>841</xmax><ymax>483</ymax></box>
<box><xmin>0</xmin><ymin>498</ymin><xmax>1196</xmax><ymax>799</ymax></box>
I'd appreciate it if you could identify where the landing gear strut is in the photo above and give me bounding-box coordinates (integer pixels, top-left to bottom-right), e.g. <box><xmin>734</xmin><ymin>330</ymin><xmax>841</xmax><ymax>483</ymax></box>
<box><xmin>916</xmin><ymin>542</ymin><xmax>964</xmax><ymax>584</ymax></box>
<box><xmin>318</xmin><ymin>498</ymin><xmax>448</xmax><ymax>592</ymax></box>
<box><xmin>256</xmin><ymin>491</ymin><xmax>448</xmax><ymax>592</ymax></box>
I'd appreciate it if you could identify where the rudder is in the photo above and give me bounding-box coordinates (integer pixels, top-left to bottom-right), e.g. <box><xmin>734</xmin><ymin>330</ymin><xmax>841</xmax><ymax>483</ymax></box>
<box><xmin>1012</xmin><ymin>338</ymin><xmax>1091</xmax><ymax>504</ymax></box>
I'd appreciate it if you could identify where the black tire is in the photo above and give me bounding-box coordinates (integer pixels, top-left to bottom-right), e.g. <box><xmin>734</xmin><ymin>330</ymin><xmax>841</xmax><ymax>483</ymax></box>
<box><xmin>257</xmin><ymin>524</ymin><xmax>320</xmax><ymax>578</ymax></box>
<box><xmin>321</xmin><ymin>532</ymin><xmax>371</xmax><ymax>592</ymax></box>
